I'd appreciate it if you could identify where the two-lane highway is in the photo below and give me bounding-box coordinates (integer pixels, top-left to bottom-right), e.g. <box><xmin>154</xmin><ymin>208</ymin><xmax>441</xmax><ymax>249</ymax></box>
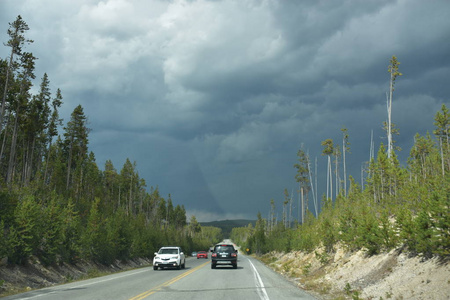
<box><xmin>2</xmin><ymin>254</ymin><xmax>317</xmax><ymax>300</ymax></box>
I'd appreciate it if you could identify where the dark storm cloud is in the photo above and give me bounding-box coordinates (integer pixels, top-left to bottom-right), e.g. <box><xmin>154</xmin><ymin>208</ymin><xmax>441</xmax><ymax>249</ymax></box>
<box><xmin>1</xmin><ymin>0</ymin><xmax>449</xmax><ymax>221</ymax></box>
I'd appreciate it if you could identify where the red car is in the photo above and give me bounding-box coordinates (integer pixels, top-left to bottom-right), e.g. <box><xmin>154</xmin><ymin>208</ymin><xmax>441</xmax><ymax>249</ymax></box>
<box><xmin>196</xmin><ymin>251</ymin><xmax>208</xmax><ymax>259</ymax></box>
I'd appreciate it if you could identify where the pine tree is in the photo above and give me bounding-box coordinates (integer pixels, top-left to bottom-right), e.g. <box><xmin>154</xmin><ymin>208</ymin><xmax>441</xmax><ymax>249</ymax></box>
<box><xmin>294</xmin><ymin>145</ymin><xmax>310</xmax><ymax>223</ymax></box>
<box><xmin>333</xmin><ymin>145</ymin><xmax>341</xmax><ymax>198</ymax></box>
<box><xmin>253</xmin><ymin>212</ymin><xmax>266</xmax><ymax>254</ymax></box>
<box><xmin>433</xmin><ymin>104</ymin><xmax>450</xmax><ymax>176</ymax></box>
<box><xmin>368</xmin><ymin>143</ymin><xmax>389</xmax><ymax>202</ymax></box>
<box><xmin>63</xmin><ymin>105</ymin><xmax>90</xmax><ymax>190</ymax></box>
<box><xmin>23</xmin><ymin>73</ymin><xmax>52</xmax><ymax>184</ymax></box>
<box><xmin>173</xmin><ymin>204</ymin><xmax>187</xmax><ymax>229</ymax></box>
<box><xmin>80</xmin><ymin>152</ymin><xmax>101</xmax><ymax>204</ymax></box>
<box><xmin>341</xmin><ymin>127</ymin><xmax>350</xmax><ymax>196</ymax></box>
<box><xmin>1</xmin><ymin>15</ymin><xmax>33</xmax><ymax>135</ymax></box>
<box><xmin>321</xmin><ymin>139</ymin><xmax>334</xmax><ymax>200</ymax></box>
<box><xmin>120</xmin><ymin>158</ymin><xmax>137</xmax><ymax>215</ymax></box>
<box><xmin>58</xmin><ymin>199</ymin><xmax>80</xmax><ymax>263</ymax></box>
<box><xmin>188</xmin><ymin>215</ymin><xmax>201</xmax><ymax>237</ymax></box>
<box><xmin>166</xmin><ymin>195</ymin><xmax>174</xmax><ymax>226</ymax></box>
<box><xmin>408</xmin><ymin>133</ymin><xmax>436</xmax><ymax>180</ymax></box>
<box><xmin>282</xmin><ymin>188</ymin><xmax>290</xmax><ymax>228</ymax></box>
<box><xmin>387</xmin><ymin>55</ymin><xmax>402</xmax><ymax>159</ymax></box>
<box><xmin>47</xmin><ymin>137</ymin><xmax>67</xmax><ymax>193</ymax></box>
<box><xmin>269</xmin><ymin>198</ymin><xmax>276</xmax><ymax>232</ymax></box>
<box><xmin>8</xmin><ymin>195</ymin><xmax>41</xmax><ymax>264</ymax></box>
<box><xmin>103</xmin><ymin>159</ymin><xmax>119</xmax><ymax>212</ymax></box>
<box><xmin>157</xmin><ymin>197</ymin><xmax>166</xmax><ymax>226</ymax></box>
<box><xmin>80</xmin><ymin>198</ymin><xmax>105</xmax><ymax>261</ymax></box>
<box><xmin>39</xmin><ymin>197</ymin><xmax>65</xmax><ymax>265</ymax></box>
<box><xmin>43</xmin><ymin>88</ymin><xmax>63</xmax><ymax>184</ymax></box>
<box><xmin>6</xmin><ymin>52</ymin><xmax>36</xmax><ymax>184</ymax></box>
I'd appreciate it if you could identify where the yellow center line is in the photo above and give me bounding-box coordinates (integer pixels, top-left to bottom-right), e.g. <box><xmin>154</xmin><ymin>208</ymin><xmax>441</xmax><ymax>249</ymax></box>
<box><xmin>129</xmin><ymin>261</ymin><xmax>210</xmax><ymax>300</ymax></box>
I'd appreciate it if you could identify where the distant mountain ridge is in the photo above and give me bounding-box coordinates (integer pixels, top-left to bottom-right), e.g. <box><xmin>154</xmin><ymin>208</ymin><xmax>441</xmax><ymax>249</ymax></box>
<box><xmin>200</xmin><ymin>219</ymin><xmax>256</xmax><ymax>238</ymax></box>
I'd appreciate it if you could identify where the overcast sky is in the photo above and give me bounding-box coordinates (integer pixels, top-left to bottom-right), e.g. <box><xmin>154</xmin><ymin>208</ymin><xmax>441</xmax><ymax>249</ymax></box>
<box><xmin>1</xmin><ymin>0</ymin><xmax>449</xmax><ymax>221</ymax></box>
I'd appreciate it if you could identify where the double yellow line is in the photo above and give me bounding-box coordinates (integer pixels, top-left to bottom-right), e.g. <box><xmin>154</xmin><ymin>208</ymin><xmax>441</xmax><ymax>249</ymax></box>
<box><xmin>129</xmin><ymin>261</ymin><xmax>210</xmax><ymax>300</ymax></box>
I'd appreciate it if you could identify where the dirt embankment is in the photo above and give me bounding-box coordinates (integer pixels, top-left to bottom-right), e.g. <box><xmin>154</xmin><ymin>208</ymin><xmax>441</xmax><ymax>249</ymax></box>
<box><xmin>262</xmin><ymin>246</ymin><xmax>450</xmax><ymax>300</ymax></box>
<box><xmin>0</xmin><ymin>257</ymin><xmax>152</xmax><ymax>297</ymax></box>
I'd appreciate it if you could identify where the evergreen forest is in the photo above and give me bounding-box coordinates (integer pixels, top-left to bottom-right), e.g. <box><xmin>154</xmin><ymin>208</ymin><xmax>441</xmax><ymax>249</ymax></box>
<box><xmin>0</xmin><ymin>16</ymin><xmax>222</xmax><ymax>266</ymax></box>
<box><xmin>1</xmin><ymin>15</ymin><xmax>449</xmax><ymax>271</ymax></box>
<box><xmin>231</xmin><ymin>88</ymin><xmax>449</xmax><ymax>259</ymax></box>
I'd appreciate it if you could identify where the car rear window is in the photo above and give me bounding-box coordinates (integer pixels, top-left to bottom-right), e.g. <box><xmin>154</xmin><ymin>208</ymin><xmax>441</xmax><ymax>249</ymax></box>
<box><xmin>214</xmin><ymin>245</ymin><xmax>235</xmax><ymax>253</ymax></box>
<box><xmin>159</xmin><ymin>248</ymin><xmax>179</xmax><ymax>254</ymax></box>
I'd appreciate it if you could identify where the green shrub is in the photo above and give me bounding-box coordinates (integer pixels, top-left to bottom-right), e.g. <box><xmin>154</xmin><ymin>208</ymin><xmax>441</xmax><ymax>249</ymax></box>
<box><xmin>355</xmin><ymin>206</ymin><xmax>383</xmax><ymax>255</ymax></box>
<box><xmin>7</xmin><ymin>196</ymin><xmax>41</xmax><ymax>264</ymax></box>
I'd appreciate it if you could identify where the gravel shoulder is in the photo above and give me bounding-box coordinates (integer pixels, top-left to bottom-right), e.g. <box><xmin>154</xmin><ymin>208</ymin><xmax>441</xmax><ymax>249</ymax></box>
<box><xmin>261</xmin><ymin>246</ymin><xmax>450</xmax><ymax>300</ymax></box>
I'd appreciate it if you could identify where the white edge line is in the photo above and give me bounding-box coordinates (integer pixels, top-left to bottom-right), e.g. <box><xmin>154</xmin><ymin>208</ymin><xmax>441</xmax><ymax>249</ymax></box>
<box><xmin>248</xmin><ymin>258</ymin><xmax>270</xmax><ymax>300</ymax></box>
<box><xmin>19</xmin><ymin>268</ymin><xmax>150</xmax><ymax>299</ymax></box>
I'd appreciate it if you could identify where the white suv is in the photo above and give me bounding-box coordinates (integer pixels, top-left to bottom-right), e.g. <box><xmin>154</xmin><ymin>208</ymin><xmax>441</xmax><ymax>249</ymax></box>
<box><xmin>153</xmin><ymin>246</ymin><xmax>186</xmax><ymax>270</ymax></box>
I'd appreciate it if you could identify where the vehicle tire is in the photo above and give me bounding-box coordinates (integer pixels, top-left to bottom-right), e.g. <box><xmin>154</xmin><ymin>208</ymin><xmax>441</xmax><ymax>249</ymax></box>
<box><xmin>153</xmin><ymin>266</ymin><xmax>158</xmax><ymax>270</ymax></box>
<box><xmin>182</xmin><ymin>261</ymin><xmax>185</xmax><ymax>269</ymax></box>
<box><xmin>177</xmin><ymin>264</ymin><xmax>181</xmax><ymax>270</ymax></box>
<box><xmin>233</xmin><ymin>263</ymin><xmax>237</xmax><ymax>269</ymax></box>
<box><xmin>211</xmin><ymin>263</ymin><xmax>216</xmax><ymax>269</ymax></box>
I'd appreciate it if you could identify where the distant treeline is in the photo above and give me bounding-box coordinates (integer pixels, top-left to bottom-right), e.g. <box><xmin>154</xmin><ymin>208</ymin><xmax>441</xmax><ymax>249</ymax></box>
<box><xmin>232</xmin><ymin>104</ymin><xmax>449</xmax><ymax>259</ymax></box>
<box><xmin>0</xmin><ymin>16</ymin><xmax>222</xmax><ymax>266</ymax></box>
<box><xmin>201</xmin><ymin>219</ymin><xmax>256</xmax><ymax>238</ymax></box>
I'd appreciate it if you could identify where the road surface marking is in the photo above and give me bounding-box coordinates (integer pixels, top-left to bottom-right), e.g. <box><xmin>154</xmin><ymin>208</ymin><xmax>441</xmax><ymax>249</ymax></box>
<box><xmin>248</xmin><ymin>258</ymin><xmax>270</xmax><ymax>300</ymax></box>
<box><xmin>14</xmin><ymin>269</ymin><xmax>150</xmax><ymax>299</ymax></box>
<box><xmin>129</xmin><ymin>261</ymin><xmax>209</xmax><ymax>300</ymax></box>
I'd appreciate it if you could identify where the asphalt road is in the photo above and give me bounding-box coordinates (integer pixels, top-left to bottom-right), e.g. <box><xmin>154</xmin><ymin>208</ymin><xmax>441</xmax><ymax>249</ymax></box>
<box><xmin>2</xmin><ymin>255</ymin><xmax>317</xmax><ymax>300</ymax></box>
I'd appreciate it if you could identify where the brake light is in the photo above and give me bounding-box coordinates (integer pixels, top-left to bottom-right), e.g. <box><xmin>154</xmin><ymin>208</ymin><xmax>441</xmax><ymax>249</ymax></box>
<box><xmin>212</xmin><ymin>253</ymin><xmax>217</xmax><ymax>257</ymax></box>
<box><xmin>231</xmin><ymin>253</ymin><xmax>237</xmax><ymax>257</ymax></box>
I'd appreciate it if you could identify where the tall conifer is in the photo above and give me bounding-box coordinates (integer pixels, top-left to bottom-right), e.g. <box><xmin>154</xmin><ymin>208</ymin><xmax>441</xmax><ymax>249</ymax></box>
<box><xmin>1</xmin><ymin>16</ymin><xmax>33</xmax><ymax>135</ymax></box>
